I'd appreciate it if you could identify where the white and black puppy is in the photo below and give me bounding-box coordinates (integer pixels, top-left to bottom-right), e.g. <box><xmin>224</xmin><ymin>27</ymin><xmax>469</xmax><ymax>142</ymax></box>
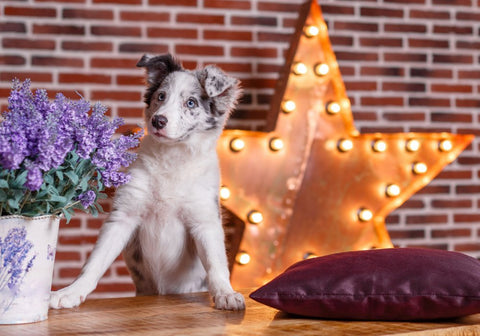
<box><xmin>50</xmin><ymin>54</ymin><xmax>245</xmax><ymax>310</ymax></box>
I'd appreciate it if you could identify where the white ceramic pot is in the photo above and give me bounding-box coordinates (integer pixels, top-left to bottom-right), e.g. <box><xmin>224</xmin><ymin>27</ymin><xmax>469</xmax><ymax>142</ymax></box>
<box><xmin>0</xmin><ymin>215</ymin><xmax>60</xmax><ymax>324</ymax></box>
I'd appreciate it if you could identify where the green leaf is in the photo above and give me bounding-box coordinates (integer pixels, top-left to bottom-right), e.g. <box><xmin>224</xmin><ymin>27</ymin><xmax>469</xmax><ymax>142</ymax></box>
<box><xmin>65</xmin><ymin>171</ymin><xmax>79</xmax><ymax>184</ymax></box>
<box><xmin>61</xmin><ymin>208</ymin><xmax>73</xmax><ymax>223</ymax></box>
<box><xmin>56</xmin><ymin>171</ymin><xmax>64</xmax><ymax>181</ymax></box>
<box><xmin>49</xmin><ymin>194</ymin><xmax>67</xmax><ymax>203</ymax></box>
<box><xmin>0</xmin><ymin>179</ymin><xmax>8</xmax><ymax>188</ymax></box>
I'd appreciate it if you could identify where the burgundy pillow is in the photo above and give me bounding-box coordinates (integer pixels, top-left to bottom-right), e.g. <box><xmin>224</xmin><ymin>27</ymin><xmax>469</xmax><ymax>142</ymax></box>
<box><xmin>250</xmin><ymin>248</ymin><xmax>480</xmax><ymax>320</ymax></box>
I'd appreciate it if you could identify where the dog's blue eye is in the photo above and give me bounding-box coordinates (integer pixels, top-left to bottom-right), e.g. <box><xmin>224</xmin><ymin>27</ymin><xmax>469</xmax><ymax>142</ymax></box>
<box><xmin>158</xmin><ymin>92</ymin><xmax>166</xmax><ymax>101</ymax></box>
<box><xmin>186</xmin><ymin>98</ymin><xmax>197</xmax><ymax>108</ymax></box>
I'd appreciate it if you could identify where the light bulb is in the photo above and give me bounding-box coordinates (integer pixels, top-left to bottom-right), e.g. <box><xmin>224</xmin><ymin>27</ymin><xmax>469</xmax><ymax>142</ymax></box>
<box><xmin>406</xmin><ymin>139</ymin><xmax>420</xmax><ymax>152</ymax></box>
<box><xmin>292</xmin><ymin>62</ymin><xmax>308</xmax><ymax>75</ymax></box>
<box><xmin>303</xmin><ymin>252</ymin><xmax>318</xmax><ymax>259</ymax></box>
<box><xmin>385</xmin><ymin>184</ymin><xmax>401</xmax><ymax>197</ymax></box>
<box><xmin>269</xmin><ymin>137</ymin><xmax>284</xmax><ymax>151</ymax></box>
<box><xmin>219</xmin><ymin>186</ymin><xmax>231</xmax><ymax>201</ymax></box>
<box><xmin>358</xmin><ymin>208</ymin><xmax>373</xmax><ymax>222</ymax></box>
<box><xmin>337</xmin><ymin>139</ymin><xmax>353</xmax><ymax>152</ymax></box>
<box><xmin>229</xmin><ymin>138</ymin><xmax>245</xmax><ymax>152</ymax></box>
<box><xmin>326</xmin><ymin>101</ymin><xmax>341</xmax><ymax>114</ymax></box>
<box><xmin>314</xmin><ymin>63</ymin><xmax>329</xmax><ymax>76</ymax></box>
<box><xmin>412</xmin><ymin>162</ymin><xmax>427</xmax><ymax>174</ymax></box>
<box><xmin>304</xmin><ymin>25</ymin><xmax>319</xmax><ymax>38</ymax></box>
<box><xmin>247</xmin><ymin>210</ymin><xmax>263</xmax><ymax>224</ymax></box>
<box><xmin>236</xmin><ymin>252</ymin><xmax>251</xmax><ymax>265</ymax></box>
<box><xmin>281</xmin><ymin>100</ymin><xmax>296</xmax><ymax>113</ymax></box>
<box><xmin>372</xmin><ymin>140</ymin><xmax>387</xmax><ymax>152</ymax></box>
<box><xmin>439</xmin><ymin>139</ymin><xmax>453</xmax><ymax>152</ymax></box>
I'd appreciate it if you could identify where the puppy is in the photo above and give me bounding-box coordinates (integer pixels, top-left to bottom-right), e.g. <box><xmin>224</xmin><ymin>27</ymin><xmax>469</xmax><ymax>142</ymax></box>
<box><xmin>50</xmin><ymin>54</ymin><xmax>245</xmax><ymax>310</ymax></box>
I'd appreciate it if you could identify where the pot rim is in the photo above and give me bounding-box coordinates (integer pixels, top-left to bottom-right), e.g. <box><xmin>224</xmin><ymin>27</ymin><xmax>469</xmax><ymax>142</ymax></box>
<box><xmin>0</xmin><ymin>214</ymin><xmax>61</xmax><ymax>221</ymax></box>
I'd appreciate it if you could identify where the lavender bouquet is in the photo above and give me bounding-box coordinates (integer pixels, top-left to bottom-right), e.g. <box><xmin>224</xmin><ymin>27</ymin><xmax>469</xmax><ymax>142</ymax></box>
<box><xmin>0</xmin><ymin>80</ymin><xmax>142</xmax><ymax>222</ymax></box>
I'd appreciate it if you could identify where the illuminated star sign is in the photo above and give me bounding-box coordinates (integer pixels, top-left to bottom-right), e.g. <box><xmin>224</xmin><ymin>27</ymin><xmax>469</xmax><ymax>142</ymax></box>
<box><xmin>218</xmin><ymin>0</ymin><xmax>474</xmax><ymax>288</ymax></box>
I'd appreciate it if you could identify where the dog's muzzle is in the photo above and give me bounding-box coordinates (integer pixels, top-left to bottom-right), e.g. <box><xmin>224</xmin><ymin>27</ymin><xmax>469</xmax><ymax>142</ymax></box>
<box><xmin>151</xmin><ymin>115</ymin><xmax>168</xmax><ymax>130</ymax></box>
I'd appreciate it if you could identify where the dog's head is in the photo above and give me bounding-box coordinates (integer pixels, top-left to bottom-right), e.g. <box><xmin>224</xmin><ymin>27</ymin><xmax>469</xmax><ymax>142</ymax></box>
<box><xmin>137</xmin><ymin>54</ymin><xmax>241</xmax><ymax>143</ymax></box>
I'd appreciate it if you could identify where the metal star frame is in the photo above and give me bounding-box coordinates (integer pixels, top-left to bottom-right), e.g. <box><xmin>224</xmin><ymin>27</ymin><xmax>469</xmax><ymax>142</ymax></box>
<box><xmin>218</xmin><ymin>0</ymin><xmax>474</xmax><ymax>288</ymax></box>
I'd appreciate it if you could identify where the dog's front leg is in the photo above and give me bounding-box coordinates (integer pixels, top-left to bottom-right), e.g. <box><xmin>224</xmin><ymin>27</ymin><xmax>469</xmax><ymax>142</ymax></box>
<box><xmin>50</xmin><ymin>212</ymin><xmax>139</xmax><ymax>309</ymax></box>
<box><xmin>191</xmin><ymin>223</ymin><xmax>246</xmax><ymax>310</ymax></box>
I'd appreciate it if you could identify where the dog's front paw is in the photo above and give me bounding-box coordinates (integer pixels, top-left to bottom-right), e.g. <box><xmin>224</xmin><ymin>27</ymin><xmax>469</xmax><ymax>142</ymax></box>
<box><xmin>50</xmin><ymin>284</ymin><xmax>90</xmax><ymax>309</ymax></box>
<box><xmin>213</xmin><ymin>291</ymin><xmax>245</xmax><ymax>311</ymax></box>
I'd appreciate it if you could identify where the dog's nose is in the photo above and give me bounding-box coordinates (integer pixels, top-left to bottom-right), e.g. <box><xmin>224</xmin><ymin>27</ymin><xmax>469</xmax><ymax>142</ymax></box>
<box><xmin>151</xmin><ymin>115</ymin><xmax>168</xmax><ymax>130</ymax></box>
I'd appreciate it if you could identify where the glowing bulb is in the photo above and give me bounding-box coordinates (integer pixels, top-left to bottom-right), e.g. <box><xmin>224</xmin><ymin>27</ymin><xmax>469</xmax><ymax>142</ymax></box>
<box><xmin>303</xmin><ymin>252</ymin><xmax>318</xmax><ymax>259</ymax></box>
<box><xmin>326</xmin><ymin>101</ymin><xmax>341</xmax><ymax>115</ymax></box>
<box><xmin>337</xmin><ymin>139</ymin><xmax>353</xmax><ymax>152</ymax></box>
<box><xmin>236</xmin><ymin>252</ymin><xmax>251</xmax><ymax>265</ymax></box>
<box><xmin>229</xmin><ymin>138</ymin><xmax>245</xmax><ymax>152</ymax></box>
<box><xmin>314</xmin><ymin>63</ymin><xmax>330</xmax><ymax>76</ymax></box>
<box><xmin>304</xmin><ymin>25</ymin><xmax>319</xmax><ymax>38</ymax></box>
<box><xmin>269</xmin><ymin>137</ymin><xmax>284</xmax><ymax>151</ymax></box>
<box><xmin>358</xmin><ymin>208</ymin><xmax>373</xmax><ymax>222</ymax></box>
<box><xmin>385</xmin><ymin>184</ymin><xmax>401</xmax><ymax>197</ymax></box>
<box><xmin>219</xmin><ymin>186</ymin><xmax>231</xmax><ymax>201</ymax></box>
<box><xmin>292</xmin><ymin>62</ymin><xmax>308</xmax><ymax>75</ymax></box>
<box><xmin>281</xmin><ymin>100</ymin><xmax>296</xmax><ymax>113</ymax></box>
<box><xmin>406</xmin><ymin>139</ymin><xmax>420</xmax><ymax>152</ymax></box>
<box><xmin>439</xmin><ymin>139</ymin><xmax>453</xmax><ymax>152</ymax></box>
<box><xmin>412</xmin><ymin>162</ymin><xmax>427</xmax><ymax>175</ymax></box>
<box><xmin>247</xmin><ymin>210</ymin><xmax>263</xmax><ymax>224</ymax></box>
<box><xmin>372</xmin><ymin>139</ymin><xmax>387</xmax><ymax>152</ymax></box>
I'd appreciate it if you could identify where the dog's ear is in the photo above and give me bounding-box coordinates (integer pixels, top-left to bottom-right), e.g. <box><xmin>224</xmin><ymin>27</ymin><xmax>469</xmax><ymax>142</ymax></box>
<box><xmin>136</xmin><ymin>53</ymin><xmax>182</xmax><ymax>85</ymax></box>
<box><xmin>197</xmin><ymin>65</ymin><xmax>242</xmax><ymax>115</ymax></box>
<box><xmin>136</xmin><ymin>54</ymin><xmax>183</xmax><ymax>106</ymax></box>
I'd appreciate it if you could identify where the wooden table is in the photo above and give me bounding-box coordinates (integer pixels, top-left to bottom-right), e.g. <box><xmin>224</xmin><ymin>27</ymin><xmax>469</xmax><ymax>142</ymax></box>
<box><xmin>2</xmin><ymin>289</ymin><xmax>480</xmax><ymax>335</ymax></box>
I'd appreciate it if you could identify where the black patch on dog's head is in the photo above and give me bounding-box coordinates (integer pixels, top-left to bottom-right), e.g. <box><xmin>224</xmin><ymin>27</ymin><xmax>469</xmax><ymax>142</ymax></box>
<box><xmin>136</xmin><ymin>53</ymin><xmax>183</xmax><ymax>106</ymax></box>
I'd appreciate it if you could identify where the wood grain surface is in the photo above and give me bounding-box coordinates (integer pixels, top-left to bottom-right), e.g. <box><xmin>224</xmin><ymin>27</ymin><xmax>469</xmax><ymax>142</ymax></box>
<box><xmin>1</xmin><ymin>289</ymin><xmax>480</xmax><ymax>335</ymax></box>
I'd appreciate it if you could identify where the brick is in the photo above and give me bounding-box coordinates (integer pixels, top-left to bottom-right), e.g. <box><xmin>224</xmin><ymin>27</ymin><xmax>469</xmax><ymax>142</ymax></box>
<box><xmin>204</xmin><ymin>30</ymin><xmax>252</xmax><ymax>41</ymax></box>
<box><xmin>359</xmin><ymin>37</ymin><xmax>403</xmax><ymax>48</ymax></box>
<box><xmin>91</xmin><ymin>90</ymin><xmax>142</xmax><ymax>102</ymax></box>
<box><xmin>382</xmin><ymin>82</ymin><xmax>426</xmax><ymax>92</ymax></box>
<box><xmin>0</xmin><ymin>71</ymin><xmax>53</xmax><ymax>83</ymax></box>
<box><xmin>454</xmin><ymin>243</ymin><xmax>480</xmax><ymax>252</ymax></box>
<box><xmin>147</xmin><ymin>27</ymin><xmax>198</xmax><ymax>39</ymax></box>
<box><xmin>206</xmin><ymin>0</ymin><xmax>251</xmax><ymax>9</ymax></box>
<box><xmin>94</xmin><ymin>282</ymin><xmax>135</xmax><ymax>293</ymax></box>
<box><xmin>389</xmin><ymin>230</ymin><xmax>425</xmax><ymax>239</ymax></box>
<box><xmin>336</xmin><ymin>51</ymin><xmax>379</xmax><ymax>62</ymax></box>
<box><xmin>176</xmin><ymin>13</ymin><xmax>224</xmax><ymax>25</ymax></box>
<box><xmin>231</xmin><ymin>47</ymin><xmax>277</xmax><ymax>58</ymax></box>
<box><xmin>32</xmin><ymin>56</ymin><xmax>83</xmax><ymax>67</ymax></box>
<box><xmin>91</xmin><ymin>26</ymin><xmax>141</xmax><ymax>37</ymax></box>
<box><xmin>456</xmin><ymin>99</ymin><xmax>480</xmax><ymax>108</ymax></box>
<box><xmin>3</xmin><ymin>38</ymin><xmax>55</xmax><ymax>50</ymax></box>
<box><xmin>410</xmin><ymin>9</ymin><xmax>450</xmax><ymax>20</ymax></box>
<box><xmin>431</xmin><ymin>199</ymin><xmax>473</xmax><ymax>208</ymax></box>
<box><xmin>345</xmin><ymin>81</ymin><xmax>377</xmax><ymax>91</ymax></box>
<box><xmin>321</xmin><ymin>5</ymin><xmax>355</xmax><ymax>16</ymax></box>
<box><xmin>118</xmin><ymin>107</ymin><xmax>144</xmax><ymax>118</ymax></box>
<box><xmin>119</xmin><ymin>43</ymin><xmax>169</xmax><ymax>54</ymax></box>
<box><xmin>409</xmin><ymin>97</ymin><xmax>450</xmax><ymax>107</ymax></box>
<box><xmin>149</xmin><ymin>0</ymin><xmax>196</xmax><ymax>5</ymax></box>
<box><xmin>257</xmin><ymin>2</ymin><xmax>300</xmax><ymax>12</ymax></box>
<box><xmin>116</xmin><ymin>74</ymin><xmax>144</xmax><ymax>86</ymax></box>
<box><xmin>431</xmin><ymin>229</ymin><xmax>471</xmax><ymax>238</ymax></box>
<box><xmin>62</xmin><ymin>41</ymin><xmax>113</xmax><ymax>52</ymax></box>
<box><xmin>431</xmin><ymin>84</ymin><xmax>472</xmax><ymax>93</ymax></box>
<box><xmin>431</xmin><ymin>113</ymin><xmax>472</xmax><ymax>123</ymax></box>
<box><xmin>94</xmin><ymin>0</ymin><xmax>141</xmax><ymax>4</ymax></box>
<box><xmin>4</xmin><ymin>6</ymin><xmax>56</xmax><ymax>18</ymax></box>
<box><xmin>59</xmin><ymin>267</ymin><xmax>82</xmax><ymax>278</ymax></box>
<box><xmin>0</xmin><ymin>22</ymin><xmax>26</xmax><ymax>33</ymax></box>
<box><xmin>212</xmin><ymin>62</ymin><xmax>252</xmax><ymax>73</ymax></box>
<box><xmin>91</xmin><ymin>57</ymin><xmax>138</xmax><ymax>69</ymax></box>
<box><xmin>433</xmin><ymin>25</ymin><xmax>473</xmax><ymax>35</ymax></box>
<box><xmin>257</xmin><ymin>32</ymin><xmax>291</xmax><ymax>43</ymax></box>
<box><xmin>410</xmin><ymin>68</ymin><xmax>453</xmax><ymax>78</ymax></box>
<box><xmin>33</xmin><ymin>24</ymin><xmax>85</xmax><ymax>35</ymax></box>
<box><xmin>175</xmin><ymin>44</ymin><xmax>224</xmax><ymax>56</ymax></box>
<box><xmin>334</xmin><ymin>21</ymin><xmax>378</xmax><ymax>32</ymax></box>
<box><xmin>58</xmin><ymin>235</ymin><xmax>97</xmax><ymax>245</ymax></box>
<box><xmin>437</xmin><ymin>170</ymin><xmax>472</xmax><ymax>180</ymax></box>
<box><xmin>408</xmin><ymin>38</ymin><xmax>449</xmax><ymax>49</ymax></box>
<box><xmin>433</xmin><ymin>0</ymin><xmax>472</xmax><ymax>5</ymax></box>
<box><xmin>361</xmin><ymin>66</ymin><xmax>405</xmax><ymax>77</ymax></box>
<box><xmin>361</xmin><ymin>96</ymin><xmax>404</xmax><ymax>106</ymax></box>
<box><xmin>240</xmin><ymin>78</ymin><xmax>276</xmax><ymax>89</ymax></box>
<box><xmin>231</xmin><ymin>16</ymin><xmax>277</xmax><ymax>27</ymax></box>
<box><xmin>433</xmin><ymin>54</ymin><xmax>473</xmax><ymax>64</ymax></box>
<box><xmin>330</xmin><ymin>35</ymin><xmax>354</xmax><ymax>46</ymax></box>
<box><xmin>59</xmin><ymin>73</ymin><xmax>111</xmax><ymax>84</ymax></box>
<box><xmin>384</xmin><ymin>53</ymin><xmax>427</xmax><ymax>63</ymax></box>
<box><xmin>384</xmin><ymin>23</ymin><xmax>426</xmax><ymax>33</ymax></box>
<box><xmin>63</xmin><ymin>8</ymin><xmax>114</xmax><ymax>20</ymax></box>
<box><xmin>383</xmin><ymin>112</ymin><xmax>425</xmax><ymax>122</ymax></box>
<box><xmin>458</xmin><ymin>70</ymin><xmax>480</xmax><ymax>79</ymax></box>
<box><xmin>456</xmin><ymin>185</ymin><xmax>480</xmax><ymax>194</ymax></box>
<box><xmin>406</xmin><ymin>214</ymin><xmax>448</xmax><ymax>224</ymax></box>
<box><xmin>55</xmin><ymin>251</ymin><xmax>82</xmax><ymax>261</ymax></box>
<box><xmin>360</xmin><ymin>7</ymin><xmax>404</xmax><ymax>18</ymax></box>
<box><xmin>457</xmin><ymin>40</ymin><xmax>480</xmax><ymax>50</ymax></box>
<box><xmin>120</xmin><ymin>11</ymin><xmax>170</xmax><ymax>22</ymax></box>
<box><xmin>456</xmin><ymin>12</ymin><xmax>480</xmax><ymax>21</ymax></box>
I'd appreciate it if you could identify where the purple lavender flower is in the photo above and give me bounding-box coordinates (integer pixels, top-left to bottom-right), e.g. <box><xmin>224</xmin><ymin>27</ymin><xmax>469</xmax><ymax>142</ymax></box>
<box><xmin>77</xmin><ymin>190</ymin><xmax>96</xmax><ymax>209</ymax></box>
<box><xmin>0</xmin><ymin>79</ymin><xmax>141</xmax><ymax>217</ymax></box>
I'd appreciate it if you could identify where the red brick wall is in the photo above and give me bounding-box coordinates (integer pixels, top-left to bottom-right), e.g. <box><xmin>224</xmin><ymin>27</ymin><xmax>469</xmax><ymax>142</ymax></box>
<box><xmin>1</xmin><ymin>0</ymin><xmax>479</xmax><ymax>298</ymax></box>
